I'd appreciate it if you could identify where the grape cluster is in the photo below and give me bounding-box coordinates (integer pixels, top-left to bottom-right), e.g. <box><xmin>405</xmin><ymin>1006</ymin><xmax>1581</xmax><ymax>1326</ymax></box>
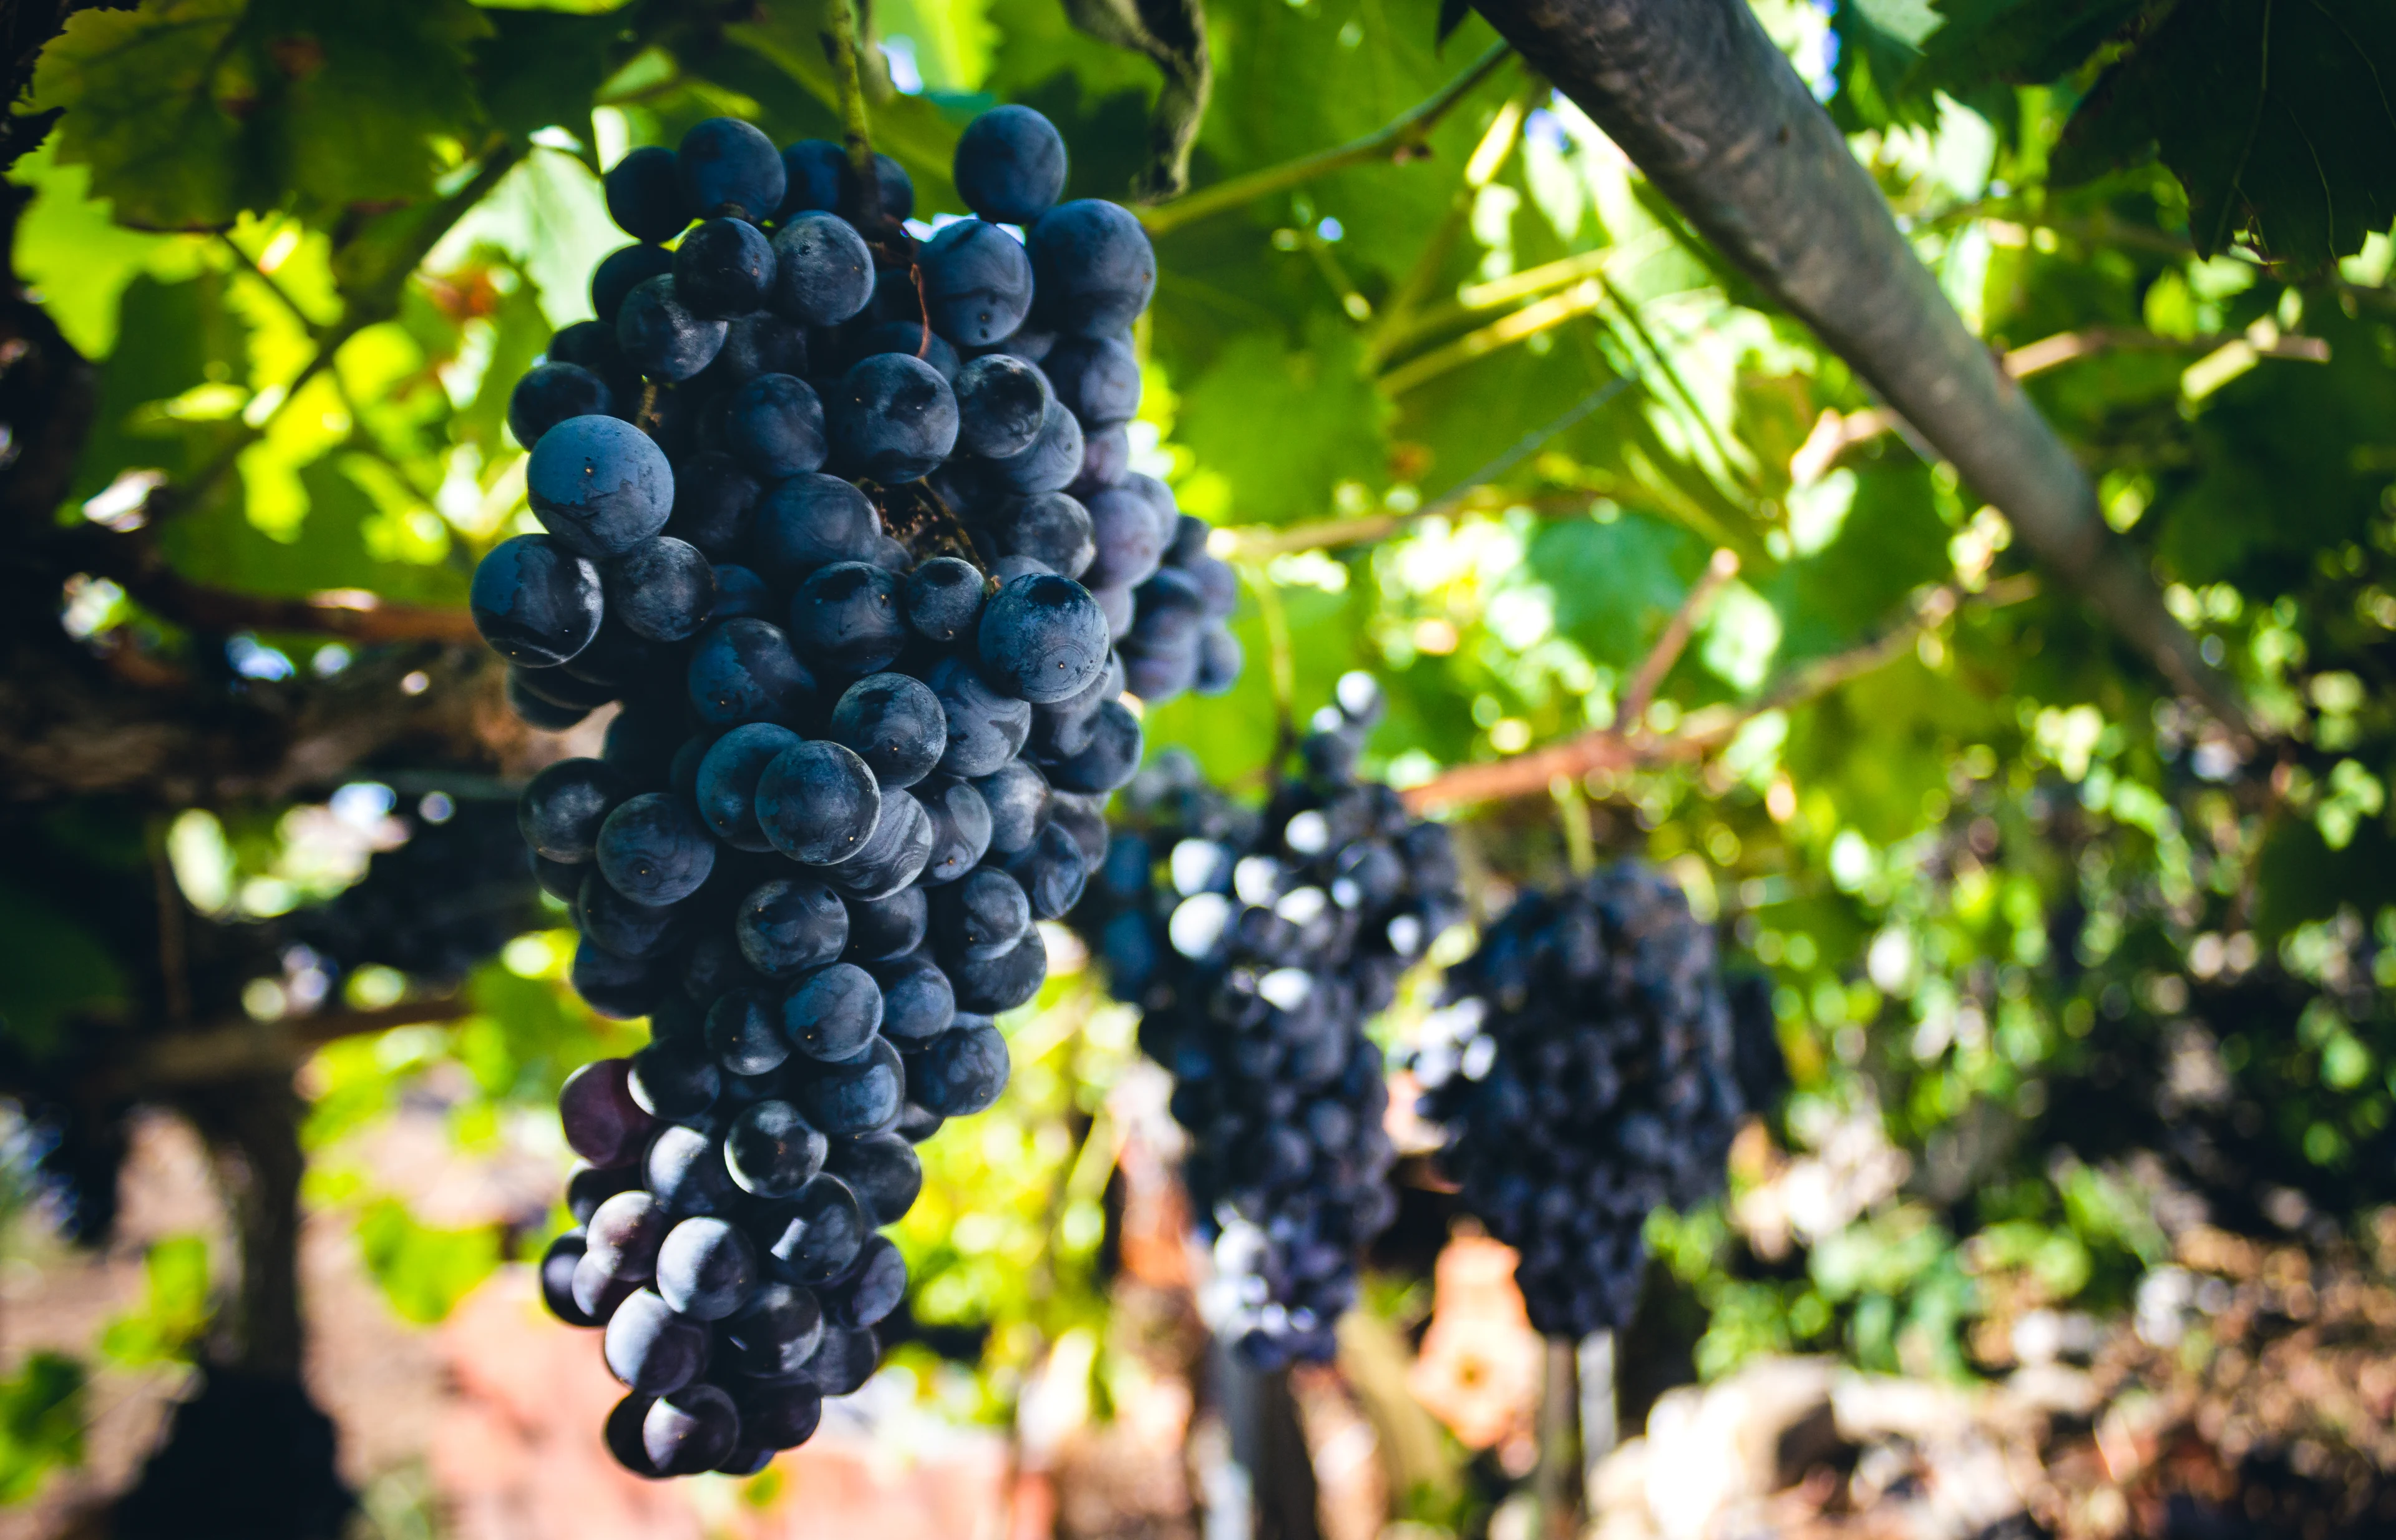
<box><xmin>1416</xmin><ymin>867</ymin><xmax>1745</xmax><ymax>1339</ymax></box>
<box><xmin>1079</xmin><ymin>676</ymin><xmax>1465</xmax><ymax>1367</ymax></box>
<box><xmin>472</xmin><ymin>107</ymin><xmax>1215</xmax><ymax>1478</ymax></box>
<box><xmin>290</xmin><ymin>797</ymin><xmax>542</xmax><ymax>985</ymax></box>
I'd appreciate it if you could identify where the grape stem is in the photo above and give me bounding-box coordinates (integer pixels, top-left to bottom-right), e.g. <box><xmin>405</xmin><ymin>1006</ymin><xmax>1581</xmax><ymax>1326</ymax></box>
<box><xmin>820</xmin><ymin>0</ymin><xmax>885</xmax><ymax>231</ymax></box>
<box><xmin>1401</xmin><ymin>573</ymin><xmax>2040</xmax><ymax>810</ymax></box>
<box><xmin>1615</xmin><ymin>548</ymin><xmax>1738</xmax><ymax>735</ymax></box>
<box><xmin>1139</xmin><ymin>41</ymin><xmax>1516</xmax><ymax>236</ymax></box>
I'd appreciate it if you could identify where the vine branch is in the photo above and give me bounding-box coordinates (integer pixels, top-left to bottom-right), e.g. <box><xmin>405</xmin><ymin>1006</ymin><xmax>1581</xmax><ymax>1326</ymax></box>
<box><xmin>1139</xmin><ymin>41</ymin><xmax>1514</xmax><ymax>235</ymax></box>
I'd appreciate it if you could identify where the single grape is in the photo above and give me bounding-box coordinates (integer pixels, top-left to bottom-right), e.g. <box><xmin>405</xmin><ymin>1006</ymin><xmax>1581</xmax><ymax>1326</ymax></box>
<box><xmin>917</xmin><ymin>776</ymin><xmax>993</xmax><ymax>885</ymax></box>
<box><xmin>572</xmin><ymin>939</ymin><xmax>670</xmax><ymax>1020</ymax></box>
<box><xmin>596</xmin><ymin>792</ymin><xmax>718</xmax><ymax>907</ymax></box>
<box><xmin>777</xmin><ymin>139</ymin><xmax>844</xmax><ymax>218</ymax></box>
<box><xmin>919</xmin><ymin>219</ymin><xmax>1034</xmax><ymax>348</ymax></box>
<box><xmin>509</xmin><ymin>362</ymin><xmax>615</xmax><ymax>449</ymax></box>
<box><xmin>585</xmin><ymin>1191</ymin><xmax>671</xmax><ymax>1282</ymax></box>
<box><xmin>952</xmin><ymin>353</ymin><xmax>1054</xmax><ymax>460</ymax></box>
<box><xmin>686</xmin><ymin>617</ymin><xmax>817</xmax><ymax>728</ymax></box>
<box><xmin>707</xmin><ymin>988</ymin><xmax>789</xmax><ymax>1076</ymax></box>
<box><xmin>755</xmin><ymin>740</ymin><xmax>882</xmax><ymax>865</ymax></box>
<box><xmin>605</xmin><ymin>144</ymin><xmax>693</xmax><ymax>242</ymax></box>
<box><xmin>736</xmin><ymin>875</ymin><xmax>851</xmax><ymax>977</ymax></box>
<box><xmin>618</xmin><ymin>275</ymin><xmax>729</xmax><ymax>383</ymax></box>
<box><xmin>872</xmin><ymin>954</ymin><xmax>955</xmax><ymax>1043</ymax></box>
<box><xmin>796</xmin><ymin>1038</ymin><xmax>905</xmax><ymax>1136</ymax></box>
<box><xmin>711</xmin><ymin>563</ymin><xmax>774</xmax><ymax>620</ymax></box>
<box><xmin>628</xmin><ymin>1039</ymin><xmax>721</xmax><ymax>1122</ymax></box>
<box><xmin>829</xmin><ymin>1133</ymin><xmax>924</xmax><ymax>1225</ymax></box>
<box><xmin>527</xmin><ymin>414</ymin><xmax>675</xmax><ymax>559</ymax></box>
<box><xmin>723</xmin><ymin>1280</ymin><xmax>827</xmax><ymax>1381</ymax></box>
<box><xmin>1030</xmin><ymin>200</ymin><xmax>1156</xmax><ymax>338</ymax></box>
<box><xmin>978</xmin><ymin>572</ymin><xmax>1109</xmax><ymax>704</ymax></box>
<box><xmin>927</xmin><ymin>655</ymin><xmax>1033</xmax><ymax>777</ymax></box>
<box><xmin>678</xmin><ymin>117</ymin><xmax>787</xmax><ymax>219</ymax></box>
<box><xmin>764</xmin><ymin>1173</ymin><xmax>865</xmax><ymax>1285</ymax></box>
<box><xmin>1082</xmin><ymin>484</ymin><xmax>1170</xmax><ymax>590</ymax></box>
<box><xmin>981</xmin><ymin>397</ymin><xmax>1083</xmax><ymax>495</ymax></box>
<box><xmin>782</xmin><ymin>961</ymin><xmax>885</xmax><ymax>1061</ymax></box>
<box><xmin>645</xmin><ymin>1382</ymin><xmax>743</xmax><ymax>1475</ymax></box>
<box><xmin>655</xmin><ymin>1216</ymin><xmax>757</xmax><ymax>1320</ymax></box>
<box><xmin>576</xmin><ymin>869</ymin><xmax>684</xmax><ymax>958</ymax></box>
<box><xmin>933</xmin><ymin>867</ymin><xmax>1031</xmax><ymax>961</ymax></box>
<box><xmin>604</xmin><ymin>1289</ymin><xmax>709</xmax><ymax>1395</ymax></box>
<box><xmin>725</xmin><ymin>1099</ymin><xmax>829</xmax><ymax>1199</ymax></box>
<box><xmin>723</xmin><ymin>373</ymin><xmax>827</xmax><ymax>480</ymax></box>
<box><xmin>751</xmin><ymin>473</ymin><xmax>884</xmax><ymax>586</ymax></box>
<box><xmin>900</xmin><ymin>557</ymin><xmax>986</xmax><ymax>645</ymax></box>
<box><xmin>738</xmin><ymin>1380</ymin><xmax>824</xmax><ymax>1450</ymax></box>
<box><xmin>769</xmin><ymin>213</ymin><xmax>874</xmax><ymax>327</ymax></box>
<box><xmin>953</xmin><ymin>105</ymin><xmax>1068</xmax><ymax>225</ymax></box>
<box><xmin>472</xmin><ymin>535</ymin><xmax>604</xmax><ymax>666</ymax></box>
<box><xmin>844</xmin><ymin>887</ymin><xmax>929</xmax><ymax>962</ymax></box>
<box><xmin>673</xmin><ymin>216</ymin><xmax>776</xmax><ymax>318</ymax></box>
<box><xmin>521</xmin><ymin>759</ymin><xmax>630</xmax><ymax>863</ymax></box>
<box><xmin>542</xmin><ymin>1231</ymin><xmax>600</xmax><ymax>1326</ymax></box>
<box><xmin>847</xmin><ymin>318</ymin><xmax>963</xmax><ymax>383</ymax></box>
<box><xmin>824</xmin><ymin>789</ymin><xmax>935</xmax><ymax>900</ymax></box>
<box><xmin>948</xmin><ymin>930</ymin><xmax>1049</xmax><ymax>1013</ymax></box>
<box><xmin>1042</xmin><ymin>334</ymin><xmax>1141</xmax><ymax>427</ymax></box>
<box><xmin>702</xmin><ymin>310</ymin><xmax>810</xmax><ymax>389</ymax></box>
<box><xmin>605</xmin><ymin>536</ymin><xmax>718</xmax><ymax>643</ymax></box>
<box><xmin>976</xmin><ymin>761</ymin><xmax>1050</xmax><ymax>857</ymax></box>
<box><xmin>986</xmin><ymin>493</ymin><xmax>1095</xmax><ymax>580</ymax></box>
<box><xmin>1003</xmin><ymin>821</ymin><xmax>1091</xmax><ymax>921</ymax></box>
<box><xmin>829</xmin><ymin>673</ymin><xmax>948</xmax><ymax>789</ymax></box>
<box><xmin>913</xmin><ymin>1020</ymin><xmax>1011</xmax><ymax>1116</ymax></box>
<box><xmin>828</xmin><ymin>352</ymin><xmax>959</xmax><ymax>484</ymax></box>
<box><xmin>1072</xmin><ymin>422</ymin><xmax>1131</xmax><ymax>495</ymax></box>
<box><xmin>558</xmin><ymin>1058</ymin><xmax>656</xmax><ymax>1167</ymax></box>
<box><xmin>821</xmin><ymin>1235</ymin><xmax>907</xmax><ymax>1328</ymax></box>
<box><xmin>788</xmin><ymin>562</ymin><xmax>908</xmax><ymax>678</ymax></box>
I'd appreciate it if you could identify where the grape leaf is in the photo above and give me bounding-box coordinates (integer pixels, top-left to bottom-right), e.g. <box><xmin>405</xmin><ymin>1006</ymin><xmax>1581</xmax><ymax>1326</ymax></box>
<box><xmin>2053</xmin><ymin>0</ymin><xmax>2396</xmax><ymax>265</ymax></box>
<box><xmin>1172</xmin><ymin>313</ymin><xmax>1392</xmax><ymax>527</ymax></box>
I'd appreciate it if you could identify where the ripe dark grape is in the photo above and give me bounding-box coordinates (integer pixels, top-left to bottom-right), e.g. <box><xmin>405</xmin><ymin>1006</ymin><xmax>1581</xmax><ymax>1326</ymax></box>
<box><xmin>678</xmin><ymin>117</ymin><xmax>787</xmax><ymax>220</ymax></box>
<box><xmin>1416</xmin><ymin>867</ymin><xmax>1747</xmax><ymax>1338</ymax></box>
<box><xmin>674</xmin><ymin>217</ymin><xmax>777</xmax><ymax>318</ymax></box>
<box><xmin>920</xmin><ymin>220</ymin><xmax>1035</xmax><ymax>347</ymax></box>
<box><xmin>509</xmin><ymin>361</ymin><xmax>615</xmax><ymax>449</ymax></box>
<box><xmin>487</xmin><ymin>103</ymin><xmax>1244</xmax><ymax>1478</ymax></box>
<box><xmin>527</xmin><ymin>414</ymin><xmax>675</xmax><ymax>558</ymax></box>
<box><xmin>954</xmin><ymin>105</ymin><xmax>1068</xmax><ymax>225</ymax></box>
<box><xmin>618</xmin><ymin>276</ymin><xmax>729</xmax><ymax>383</ymax></box>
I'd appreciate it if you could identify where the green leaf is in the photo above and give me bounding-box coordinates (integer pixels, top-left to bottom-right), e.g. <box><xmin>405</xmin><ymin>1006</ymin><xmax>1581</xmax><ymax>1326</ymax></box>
<box><xmin>0</xmin><ymin>1354</ymin><xmax>87</xmax><ymax>1504</ymax></box>
<box><xmin>354</xmin><ymin>1197</ymin><xmax>501</xmax><ymax>1324</ymax></box>
<box><xmin>2054</xmin><ymin>0</ymin><xmax>2396</xmax><ymax>264</ymax></box>
<box><xmin>1526</xmin><ymin>510</ymin><xmax>1710</xmax><ymax>672</ymax></box>
<box><xmin>1172</xmin><ymin>312</ymin><xmax>1391</xmax><ymax>527</ymax></box>
<box><xmin>101</xmin><ymin>1237</ymin><xmax>214</xmax><ymax>1366</ymax></box>
<box><xmin>1919</xmin><ymin>0</ymin><xmax>2141</xmax><ymax>89</ymax></box>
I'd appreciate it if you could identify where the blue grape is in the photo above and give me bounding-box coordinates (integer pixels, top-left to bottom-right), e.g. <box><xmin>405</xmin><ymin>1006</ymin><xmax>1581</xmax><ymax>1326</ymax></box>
<box><xmin>917</xmin><ymin>776</ymin><xmax>992</xmax><ymax>885</ymax></box>
<box><xmin>606</xmin><ymin>1393</ymin><xmax>663</xmax><ymax>1476</ymax></box>
<box><xmin>824</xmin><ymin>789</ymin><xmax>934</xmax><ymax>900</ymax></box>
<box><xmin>847</xmin><ymin>318</ymin><xmax>962</xmax><ymax>383</ymax></box>
<box><xmin>736</xmin><ymin>876</ymin><xmax>850</xmax><ymax>977</ymax></box>
<box><xmin>900</xmin><ymin>557</ymin><xmax>986</xmax><ymax>645</ymax></box>
<box><xmin>695</xmin><ymin>723</ymin><xmax>803</xmax><ymax>850</ymax></box>
<box><xmin>913</xmin><ymin>1020</ymin><xmax>1011</xmax><ymax>1116</ymax></box>
<box><xmin>678</xmin><ymin>117</ymin><xmax>787</xmax><ymax>219</ymax></box>
<box><xmin>711</xmin><ymin>563</ymin><xmax>774</xmax><ymax>620</ymax></box>
<box><xmin>949</xmin><ymin>930</ymin><xmax>1048</xmax><ymax>1013</ymax></box>
<box><xmin>655</xmin><ymin>1216</ymin><xmax>756</xmax><ymax>1320</ymax></box>
<box><xmin>664</xmin><ymin>451</ymin><xmax>759</xmax><ymax>559</ymax></box>
<box><xmin>707</xmin><ymin>988</ymin><xmax>789</xmax><ymax>1075</ymax></box>
<box><xmin>600</xmin><ymin>694</ymin><xmax>684</xmax><ymax>784</ymax></box>
<box><xmin>527</xmin><ymin>414</ymin><xmax>674</xmax><ymax>558</ymax></box>
<box><xmin>701</xmin><ymin>311</ymin><xmax>809</xmax><ymax>389</ymax></box>
<box><xmin>593</xmin><ymin>243</ymin><xmax>674</xmax><ymax>324</ymax></box>
<box><xmin>686</xmin><ymin>617</ymin><xmax>817</xmax><ymax>728</ymax></box>
<box><xmin>978</xmin><ymin>572</ymin><xmax>1109</xmax><ymax>704</ymax></box>
<box><xmin>952</xmin><ymin>353</ymin><xmax>1054</xmax><ymax>460</ymax></box>
<box><xmin>830</xmin><ymin>1134</ymin><xmax>924</xmax><ymax>1231</ymax></box>
<box><xmin>1121</xmin><ymin>637</ymin><xmax>1199</xmax><ymax>701</ymax></box>
<box><xmin>919</xmin><ymin>220</ymin><xmax>1034</xmax><ymax>348</ymax></box>
<box><xmin>844</xmin><ymin>887</ymin><xmax>928</xmax><ymax>962</ymax></box>
<box><xmin>585</xmin><ymin>1191</ymin><xmax>671</xmax><ymax>1283</ymax></box>
<box><xmin>976</xmin><ymin>761</ymin><xmax>1049</xmax><ymax>857</ymax></box>
<box><xmin>618</xmin><ymin>275</ymin><xmax>728</xmax><ymax>383</ymax></box>
<box><xmin>558</xmin><ymin>1058</ymin><xmax>656</xmax><ymax>1167</ymax></box>
<box><xmin>724</xmin><ymin>1099</ymin><xmax>828</xmax><ymax>1199</ymax></box>
<box><xmin>788</xmin><ymin>562</ymin><xmax>908</xmax><ymax>677</ymax></box>
<box><xmin>644</xmin><ymin>1124</ymin><xmax>734</xmax><ymax>1214</ymax></box>
<box><xmin>471</xmin><ymin>534</ymin><xmax>603</xmax><ymax>665</ymax></box>
<box><xmin>953</xmin><ymin>105</ymin><xmax>1068</xmax><ymax>225</ymax></box>
<box><xmin>567</xmin><ymin>1162</ymin><xmax>641</xmax><ymax>1224</ymax></box>
<box><xmin>782</xmin><ymin>962</ymin><xmax>884</xmax><ymax>1061</ymax></box>
<box><xmin>548</xmin><ymin>319</ymin><xmax>643</xmax><ymax>407</ymax></box>
<box><xmin>522</xmin><ymin>758</ymin><xmax>630</xmax><ymax>863</ymax></box>
<box><xmin>872</xmin><ymin>955</ymin><xmax>955</xmax><ymax>1043</ymax></box>
<box><xmin>597</xmin><ymin>792</ymin><xmax>718</xmax><ymax>906</ymax></box>
<box><xmin>604</xmin><ymin>1289</ymin><xmax>708</xmax><ymax>1395</ymax></box>
<box><xmin>573</xmin><ymin>940</ymin><xmax>670</xmax><ymax>1018</ymax></box>
<box><xmin>987</xmin><ymin>492</ymin><xmax>1094</xmax><ymax>580</ymax></box>
<box><xmin>628</xmin><ymin>1040</ymin><xmax>721</xmax><ymax>1123</ymax></box>
<box><xmin>933</xmin><ymin>867</ymin><xmax>1031</xmax><ymax>962</ymax></box>
<box><xmin>770</xmin><ymin>213</ymin><xmax>874</xmax><ymax>327</ymax></box>
<box><xmin>605</xmin><ymin>145</ymin><xmax>693</xmax><ymax>243</ymax></box>
<box><xmin>605</xmin><ymin>536</ymin><xmax>717</xmax><ymax>643</ymax></box>
<box><xmin>1030</xmin><ymin>200</ymin><xmax>1156</xmax><ymax>337</ymax></box>
<box><xmin>1073</xmin><ymin>423</ymin><xmax>1131</xmax><ymax>495</ymax></box>
<box><xmin>756</xmin><ymin>740</ymin><xmax>882</xmax><ymax>865</ymax></box>
<box><xmin>796</xmin><ymin>1038</ymin><xmax>904</xmax><ymax>1136</ymax></box>
<box><xmin>1197</xmin><ymin>626</ymin><xmax>1243</xmax><ymax>695</ymax></box>
<box><xmin>765</xmin><ymin>1172</ymin><xmax>865</xmax><ymax>1285</ymax></box>
<box><xmin>1046</xmin><ymin>699</ymin><xmax>1144</xmax><ymax>793</ymax></box>
<box><xmin>981</xmin><ymin>398</ymin><xmax>1082</xmax><ymax>495</ymax></box>
<box><xmin>1081</xmin><ymin>484</ymin><xmax>1171</xmax><ymax>590</ymax></box>
<box><xmin>855</xmin><ymin>153</ymin><xmax>914</xmax><ymax>221</ymax></box>
<box><xmin>577</xmin><ymin>869</ymin><xmax>684</xmax><ymax>958</ymax></box>
<box><xmin>1129</xmin><ymin>565</ymin><xmax>1206</xmax><ymax>651</ymax></box>
<box><xmin>828</xmin><ymin>353</ymin><xmax>958</xmax><ymax>484</ymax></box>
<box><xmin>723</xmin><ymin>373</ymin><xmax>827</xmax><ymax>479</ymax></box>
<box><xmin>543</xmin><ymin>1231</ymin><xmax>600</xmax><ymax>1325</ymax></box>
<box><xmin>821</xmin><ymin>1235</ymin><xmax>907</xmax><ymax>1327</ymax></box>
<box><xmin>673</xmin><ymin>216</ymin><xmax>776</xmax><ymax>318</ymax></box>
<box><xmin>1041</xmin><ymin>334</ymin><xmax>1141</xmax><ymax>427</ymax></box>
<box><xmin>1003</xmin><ymin>821</ymin><xmax>1090</xmax><ymax>921</ymax></box>
<box><xmin>509</xmin><ymin>361</ymin><xmax>614</xmax><ymax>449</ymax></box>
<box><xmin>751</xmin><ymin>473</ymin><xmax>884</xmax><ymax>586</ymax></box>
<box><xmin>777</xmin><ymin>140</ymin><xmax>844</xmax><ymax>218</ymax></box>
<box><xmin>644</xmin><ymin>1383</ymin><xmax>742</xmax><ymax>1475</ymax></box>
<box><xmin>723</xmin><ymin>1280</ymin><xmax>826</xmax><ymax>1380</ymax></box>
<box><xmin>927</xmin><ymin>655</ymin><xmax>1033</xmax><ymax>777</ymax></box>
<box><xmin>829</xmin><ymin>673</ymin><xmax>947</xmax><ymax>789</ymax></box>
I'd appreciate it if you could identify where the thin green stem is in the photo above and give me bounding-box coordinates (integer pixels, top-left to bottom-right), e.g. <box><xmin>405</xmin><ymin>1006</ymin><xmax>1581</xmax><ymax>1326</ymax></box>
<box><xmin>1139</xmin><ymin>41</ymin><xmax>1514</xmax><ymax>236</ymax></box>
<box><xmin>821</xmin><ymin>0</ymin><xmax>881</xmax><ymax>223</ymax></box>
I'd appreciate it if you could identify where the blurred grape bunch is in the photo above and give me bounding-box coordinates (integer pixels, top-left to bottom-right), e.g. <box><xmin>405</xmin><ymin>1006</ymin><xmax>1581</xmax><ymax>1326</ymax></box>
<box><xmin>1418</xmin><ymin>866</ymin><xmax>1746</xmax><ymax>1338</ymax></box>
<box><xmin>1078</xmin><ymin>674</ymin><xmax>1467</xmax><ymax>1367</ymax></box>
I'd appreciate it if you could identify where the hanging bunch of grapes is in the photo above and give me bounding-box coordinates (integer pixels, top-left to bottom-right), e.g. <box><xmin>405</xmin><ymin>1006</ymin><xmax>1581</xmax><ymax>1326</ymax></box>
<box><xmin>1415</xmin><ymin>867</ymin><xmax>1746</xmax><ymax>1338</ymax></box>
<box><xmin>473</xmin><ymin>101</ymin><xmax>1230</xmax><ymax>1478</ymax></box>
<box><xmin>1079</xmin><ymin>676</ymin><xmax>1466</xmax><ymax>1367</ymax></box>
